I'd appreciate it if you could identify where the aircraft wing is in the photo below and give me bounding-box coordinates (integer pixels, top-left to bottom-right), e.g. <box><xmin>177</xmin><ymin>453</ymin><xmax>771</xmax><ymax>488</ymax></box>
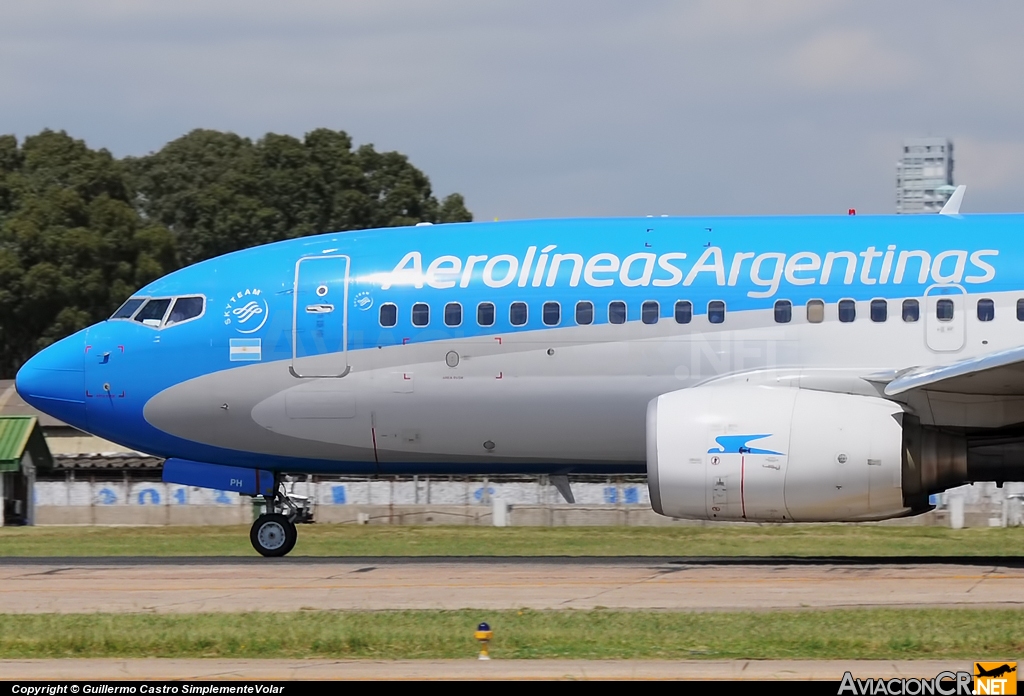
<box><xmin>881</xmin><ymin>344</ymin><xmax>1024</xmax><ymax>396</ymax></box>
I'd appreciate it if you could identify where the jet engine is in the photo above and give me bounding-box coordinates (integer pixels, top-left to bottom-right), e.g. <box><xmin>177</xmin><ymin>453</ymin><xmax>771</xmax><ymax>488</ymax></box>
<box><xmin>646</xmin><ymin>385</ymin><xmax>969</xmax><ymax>522</ymax></box>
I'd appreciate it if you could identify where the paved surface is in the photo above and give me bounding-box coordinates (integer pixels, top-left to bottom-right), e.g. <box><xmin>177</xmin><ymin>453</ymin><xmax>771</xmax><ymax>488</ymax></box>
<box><xmin>3</xmin><ymin>555</ymin><xmax>1023</xmax><ymax>566</ymax></box>
<box><xmin>2</xmin><ymin>557</ymin><xmax>1023</xmax><ymax>613</ymax></box>
<box><xmin>0</xmin><ymin>658</ymin><xmax>979</xmax><ymax>680</ymax></box>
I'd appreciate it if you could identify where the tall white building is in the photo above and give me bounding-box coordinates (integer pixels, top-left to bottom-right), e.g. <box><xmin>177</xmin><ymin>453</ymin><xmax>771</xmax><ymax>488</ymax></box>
<box><xmin>896</xmin><ymin>137</ymin><xmax>955</xmax><ymax>214</ymax></box>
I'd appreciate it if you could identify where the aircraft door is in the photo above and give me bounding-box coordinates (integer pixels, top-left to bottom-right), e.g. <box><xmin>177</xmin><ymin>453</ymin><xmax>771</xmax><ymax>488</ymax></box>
<box><xmin>291</xmin><ymin>255</ymin><xmax>351</xmax><ymax>378</ymax></box>
<box><xmin>924</xmin><ymin>285</ymin><xmax>965</xmax><ymax>353</ymax></box>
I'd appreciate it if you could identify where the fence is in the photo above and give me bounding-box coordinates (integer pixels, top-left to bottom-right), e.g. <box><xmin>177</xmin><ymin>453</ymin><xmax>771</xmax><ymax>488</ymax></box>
<box><xmin>27</xmin><ymin>476</ymin><xmax>1024</xmax><ymax>527</ymax></box>
<box><xmin>31</xmin><ymin>476</ymin><xmax>657</xmax><ymax>526</ymax></box>
<box><xmin>34</xmin><ymin>476</ymin><xmax>650</xmax><ymax>507</ymax></box>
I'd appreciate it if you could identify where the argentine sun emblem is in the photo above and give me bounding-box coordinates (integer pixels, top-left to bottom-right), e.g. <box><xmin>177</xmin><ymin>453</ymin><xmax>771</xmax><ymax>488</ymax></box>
<box><xmin>224</xmin><ymin>288</ymin><xmax>269</xmax><ymax>334</ymax></box>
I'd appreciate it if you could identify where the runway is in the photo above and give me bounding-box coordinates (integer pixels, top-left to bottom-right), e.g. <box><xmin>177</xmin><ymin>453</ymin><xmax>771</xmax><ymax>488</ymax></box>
<box><xmin>2</xmin><ymin>556</ymin><xmax>1023</xmax><ymax>613</ymax></box>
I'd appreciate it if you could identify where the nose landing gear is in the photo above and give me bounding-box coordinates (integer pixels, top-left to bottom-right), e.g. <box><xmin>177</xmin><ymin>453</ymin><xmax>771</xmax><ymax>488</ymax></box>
<box><xmin>250</xmin><ymin>476</ymin><xmax>312</xmax><ymax>557</ymax></box>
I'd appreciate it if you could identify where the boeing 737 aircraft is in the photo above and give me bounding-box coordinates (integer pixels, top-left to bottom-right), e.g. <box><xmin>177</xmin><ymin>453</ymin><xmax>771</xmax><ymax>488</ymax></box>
<box><xmin>15</xmin><ymin>186</ymin><xmax>1024</xmax><ymax>555</ymax></box>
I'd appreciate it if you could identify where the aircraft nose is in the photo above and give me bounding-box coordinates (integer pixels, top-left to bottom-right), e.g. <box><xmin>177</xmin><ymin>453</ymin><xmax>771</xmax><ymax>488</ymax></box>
<box><xmin>15</xmin><ymin>329</ymin><xmax>87</xmax><ymax>428</ymax></box>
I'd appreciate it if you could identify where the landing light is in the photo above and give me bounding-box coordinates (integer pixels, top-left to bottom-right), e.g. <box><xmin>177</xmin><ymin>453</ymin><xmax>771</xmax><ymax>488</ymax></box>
<box><xmin>475</xmin><ymin>622</ymin><xmax>493</xmax><ymax>660</ymax></box>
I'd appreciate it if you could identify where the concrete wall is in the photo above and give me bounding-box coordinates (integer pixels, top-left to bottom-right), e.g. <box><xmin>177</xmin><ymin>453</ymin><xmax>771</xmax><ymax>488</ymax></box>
<box><xmin>33</xmin><ymin>478</ymin><xmax>649</xmax><ymax>509</ymax></box>
<box><xmin>31</xmin><ymin>479</ymin><xmax>659</xmax><ymax>526</ymax></box>
<box><xmin>29</xmin><ymin>479</ymin><xmax>1024</xmax><ymax>527</ymax></box>
<box><xmin>35</xmin><ymin>505</ymin><xmax>251</xmax><ymax>526</ymax></box>
<box><xmin>32</xmin><ymin>502</ymin><xmax>723</xmax><ymax>527</ymax></box>
<box><xmin>312</xmin><ymin>503</ymin><xmax>683</xmax><ymax>527</ymax></box>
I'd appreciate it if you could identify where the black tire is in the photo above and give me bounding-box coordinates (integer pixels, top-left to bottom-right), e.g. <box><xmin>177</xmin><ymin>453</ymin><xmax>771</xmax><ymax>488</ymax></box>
<box><xmin>250</xmin><ymin>513</ymin><xmax>297</xmax><ymax>557</ymax></box>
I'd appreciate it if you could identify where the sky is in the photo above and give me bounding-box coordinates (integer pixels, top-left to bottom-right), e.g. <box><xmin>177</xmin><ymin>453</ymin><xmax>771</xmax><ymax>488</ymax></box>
<box><xmin>3</xmin><ymin>1</ymin><xmax>1023</xmax><ymax>220</ymax></box>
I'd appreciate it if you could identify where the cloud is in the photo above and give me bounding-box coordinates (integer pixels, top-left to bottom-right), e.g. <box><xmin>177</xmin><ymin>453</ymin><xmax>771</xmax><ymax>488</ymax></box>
<box><xmin>1</xmin><ymin>2</ymin><xmax>1024</xmax><ymax>218</ymax></box>
<box><xmin>954</xmin><ymin>137</ymin><xmax>1024</xmax><ymax>209</ymax></box>
<box><xmin>781</xmin><ymin>29</ymin><xmax>918</xmax><ymax>91</ymax></box>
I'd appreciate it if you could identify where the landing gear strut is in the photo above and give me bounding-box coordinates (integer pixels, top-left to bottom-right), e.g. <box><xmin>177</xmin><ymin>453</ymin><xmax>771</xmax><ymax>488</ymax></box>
<box><xmin>250</xmin><ymin>475</ymin><xmax>310</xmax><ymax>557</ymax></box>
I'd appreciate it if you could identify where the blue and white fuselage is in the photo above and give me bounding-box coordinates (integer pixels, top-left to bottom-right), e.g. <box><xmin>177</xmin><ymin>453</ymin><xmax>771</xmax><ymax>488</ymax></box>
<box><xmin>17</xmin><ymin>209</ymin><xmax>1024</xmax><ymax>551</ymax></box>
<box><xmin>15</xmin><ymin>213</ymin><xmax>1020</xmax><ymax>472</ymax></box>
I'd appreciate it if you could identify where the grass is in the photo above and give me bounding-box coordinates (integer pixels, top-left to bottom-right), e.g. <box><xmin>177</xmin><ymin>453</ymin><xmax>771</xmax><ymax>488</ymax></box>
<box><xmin>2</xmin><ymin>524</ymin><xmax>1024</xmax><ymax>557</ymax></box>
<box><xmin>0</xmin><ymin>609</ymin><xmax>1021</xmax><ymax>659</ymax></box>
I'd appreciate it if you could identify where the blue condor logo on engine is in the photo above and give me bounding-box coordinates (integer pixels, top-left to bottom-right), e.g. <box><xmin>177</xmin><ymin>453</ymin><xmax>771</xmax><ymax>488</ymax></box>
<box><xmin>380</xmin><ymin>245</ymin><xmax>999</xmax><ymax>299</ymax></box>
<box><xmin>709</xmin><ymin>435</ymin><xmax>784</xmax><ymax>456</ymax></box>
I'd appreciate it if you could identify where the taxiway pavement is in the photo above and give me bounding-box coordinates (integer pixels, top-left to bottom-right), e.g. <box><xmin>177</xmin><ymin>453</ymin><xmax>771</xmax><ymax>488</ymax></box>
<box><xmin>0</xmin><ymin>658</ymin><xmax>979</xmax><ymax>681</ymax></box>
<box><xmin>1</xmin><ymin>556</ymin><xmax>1021</xmax><ymax>613</ymax></box>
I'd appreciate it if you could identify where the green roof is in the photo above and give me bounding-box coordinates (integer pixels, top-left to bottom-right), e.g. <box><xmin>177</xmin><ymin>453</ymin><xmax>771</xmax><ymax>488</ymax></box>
<box><xmin>0</xmin><ymin>416</ymin><xmax>42</xmax><ymax>472</ymax></box>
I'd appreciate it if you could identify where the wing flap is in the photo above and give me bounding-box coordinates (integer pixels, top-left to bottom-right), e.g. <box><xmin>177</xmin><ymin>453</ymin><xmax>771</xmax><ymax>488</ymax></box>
<box><xmin>884</xmin><ymin>344</ymin><xmax>1024</xmax><ymax>396</ymax></box>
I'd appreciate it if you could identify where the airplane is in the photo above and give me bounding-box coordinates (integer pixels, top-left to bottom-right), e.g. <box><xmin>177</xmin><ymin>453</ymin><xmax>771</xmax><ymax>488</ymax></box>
<box><xmin>976</xmin><ymin>664</ymin><xmax>1017</xmax><ymax>679</ymax></box>
<box><xmin>15</xmin><ymin>185</ymin><xmax>1024</xmax><ymax>556</ymax></box>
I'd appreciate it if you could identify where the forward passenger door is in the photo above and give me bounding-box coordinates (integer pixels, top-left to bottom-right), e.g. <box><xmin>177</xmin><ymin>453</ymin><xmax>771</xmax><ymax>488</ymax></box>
<box><xmin>291</xmin><ymin>255</ymin><xmax>351</xmax><ymax>378</ymax></box>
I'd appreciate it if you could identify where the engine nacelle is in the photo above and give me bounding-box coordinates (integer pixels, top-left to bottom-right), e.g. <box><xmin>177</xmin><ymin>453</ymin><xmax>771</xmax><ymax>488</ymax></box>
<box><xmin>647</xmin><ymin>386</ymin><xmax>917</xmax><ymax>522</ymax></box>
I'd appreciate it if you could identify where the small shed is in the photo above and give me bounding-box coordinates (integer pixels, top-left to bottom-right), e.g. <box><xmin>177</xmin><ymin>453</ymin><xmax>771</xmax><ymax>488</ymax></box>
<box><xmin>0</xmin><ymin>416</ymin><xmax>53</xmax><ymax>526</ymax></box>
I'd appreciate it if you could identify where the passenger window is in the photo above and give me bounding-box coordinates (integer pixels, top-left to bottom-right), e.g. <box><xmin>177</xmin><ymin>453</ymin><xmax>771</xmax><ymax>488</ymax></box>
<box><xmin>674</xmin><ymin>300</ymin><xmax>692</xmax><ymax>324</ymax></box>
<box><xmin>110</xmin><ymin>298</ymin><xmax>145</xmax><ymax>320</ymax></box>
<box><xmin>412</xmin><ymin>302</ymin><xmax>430</xmax><ymax>327</ymax></box>
<box><xmin>806</xmin><ymin>299</ymin><xmax>824</xmax><ymax>323</ymax></box>
<box><xmin>708</xmin><ymin>300</ymin><xmax>725</xmax><ymax>324</ymax></box>
<box><xmin>838</xmin><ymin>299</ymin><xmax>856</xmax><ymax>323</ymax></box>
<box><xmin>1017</xmin><ymin>299</ymin><xmax>1024</xmax><ymax>321</ymax></box>
<box><xmin>903</xmin><ymin>299</ymin><xmax>920</xmax><ymax>322</ymax></box>
<box><xmin>510</xmin><ymin>301</ymin><xmax>528</xmax><ymax>326</ymax></box>
<box><xmin>642</xmin><ymin>301</ymin><xmax>659</xmax><ymax>325</ymax></box>
<box><xmin>134</xmin><ymin>298</ymin><xmax>171</xmax><ymax>326</ymax></box>
<box><xmin>444</xmin><ymin>302</ymin><xmax>462</xmax><ymax>327</ymax></box>
<box><xmin>609</xmin><ymin>301</ymin><xmax>626</xmax><ymax>324</ymax></box>
<box><xmin>165</xmin><ymin>296</ymin><xmax>205</xmax><ymax>326</ymax></box>
<box><xmin>575</xmin><ymin>301</ymin><xmax>594</xmax><ymax>325</ymax></box>
<box><xmin>870</xmin><ymin>299</ymin><xmax>887</xmax><ymax>323</ymax></box>
<box><xmin>477</xmin><ymin>302</ymin><xmax>495</xmax><ymax>327</ymax></box>
<box><xmin>978</xmin><ymin>298</ymin><xmax>994</xmax><ymax>322</ymax></box>
<box><xmin>936</xmin><ymin>299</ymin><xmax>954</xmax><ymax>322</ymax></box>
<box><xmin>379</xmin><ymin>303</ymin><xmax>397</xmax><ymax>327</ymax></box>
<box><xmin>774</xmin><ymin>300</ymin><xmax>792</xmax><ymax>324</ymax></box>
<box><xmin>543</xmin><ymin>301</ymin><xmax>561</xmax><ymax>326</ymax></box>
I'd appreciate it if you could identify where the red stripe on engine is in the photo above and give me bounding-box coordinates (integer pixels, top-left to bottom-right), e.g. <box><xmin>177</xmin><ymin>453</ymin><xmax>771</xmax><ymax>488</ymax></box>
<box><xmin>740</xmin><ymin>455</ymin><xmax>746</xmax><ymax>519</ymax></box>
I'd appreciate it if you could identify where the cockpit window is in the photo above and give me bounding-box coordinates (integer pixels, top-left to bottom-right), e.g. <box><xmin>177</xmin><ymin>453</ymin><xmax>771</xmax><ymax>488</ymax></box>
<box><xmin>110</xmin><ymin>298</ymin><xmax>145</xmax><ymax>320</ymax></box>
<box><xmin>134</xmin><ymin>298</ymin><xmax>172</xmax><ymax>326</ymax></box>
<box><xmin>166</xmin><ymin>297</ymin><xmax>205</xmax><ymax>326</ymax></box>
<box><xmin>112</xmin><ymin>295</ymin><xmax>206</xmax><ymax>328</ymax></box>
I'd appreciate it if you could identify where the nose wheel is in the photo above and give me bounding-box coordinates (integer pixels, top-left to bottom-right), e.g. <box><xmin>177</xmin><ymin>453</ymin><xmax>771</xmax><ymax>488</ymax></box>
<box><xmin>250</xmin><ymin>475</ymin><xmax>308</xmax><ymax>557</ymax></box>
<box><xmin>250</xmin><ymin>512</ymin><xmax>297</xmax><ymax>557</ymax></box>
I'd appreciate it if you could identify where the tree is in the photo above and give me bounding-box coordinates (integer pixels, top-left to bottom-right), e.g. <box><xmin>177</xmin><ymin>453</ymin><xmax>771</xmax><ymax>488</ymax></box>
<box><xmin>126</xmin><ymin>128</ymin><xmax>474</xmax><ymax>265</ymax></box>
<box><xmin>0</xmin><ymin>128</ymin><xmax>472</xmax><ymax>377</ymax></box>
<box><xmin>0</xmin><ymin>130</ymin><xmax>176</xmax><ymax>377</ymax></box>
<box><xmin>438</xmin><ymin>193</ymin><xmax>473</xmax><ymax>223</ymax></box>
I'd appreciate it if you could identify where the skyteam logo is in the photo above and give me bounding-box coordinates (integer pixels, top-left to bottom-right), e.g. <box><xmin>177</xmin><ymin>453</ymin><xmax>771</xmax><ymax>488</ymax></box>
<box><xmin>224</xmin><ymin>288</ymin><xmax>269</xmax><ymax>334</ymax></box>
<box><xmin>709</xmin><ymin>435</ymin><xmax>784</xmax><ymax>456</ymax></box>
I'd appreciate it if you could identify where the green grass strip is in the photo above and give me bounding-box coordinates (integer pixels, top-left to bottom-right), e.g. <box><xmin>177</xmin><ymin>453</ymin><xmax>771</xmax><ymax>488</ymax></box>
<box><xmin>0</xmin><ymin>609</ymin><xmax>1022</xmax><ymax>659</ymax></box>
<box><xmin>3</xmin><ymin>524</ymin><xmax>1024</xmax><ymax>557</ymax></box>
